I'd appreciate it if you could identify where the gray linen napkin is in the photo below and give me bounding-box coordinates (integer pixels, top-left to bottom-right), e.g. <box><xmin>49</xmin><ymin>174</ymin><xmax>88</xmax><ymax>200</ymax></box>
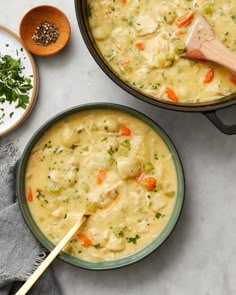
<box><xmin>0</xmin><ymin>139</ymin><xmax>62</xmax><ymax>295</ymax></box>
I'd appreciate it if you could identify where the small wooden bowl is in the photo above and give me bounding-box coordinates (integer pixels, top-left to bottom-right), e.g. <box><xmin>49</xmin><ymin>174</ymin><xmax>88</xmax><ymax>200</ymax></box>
<box><xmin>19</xmin><ymin>5</ymin><xmax>71</xmax><ymax>56</ymax></box>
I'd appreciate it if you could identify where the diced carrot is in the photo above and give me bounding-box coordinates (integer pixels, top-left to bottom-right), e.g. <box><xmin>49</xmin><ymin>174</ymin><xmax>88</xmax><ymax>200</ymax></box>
<box><xmin>135</xmin><ymin>41</ymin><xmax>145</xmax><ymax>51</ymax></box>
<box><xmin>37</xmin><ymin>188</ymin><xmax>44</xmax><ymax>193</ymax></box>
<box><xmin>165</xmin><ymin>88</ymin><xmax>179</xmax><ymax>102</ymax></box>
<box><xmin>120</xmin><ymin>58</ymin><xmax>130</xmax><ymax>66</ymax></box>
<box><xmin>144</xmin><ymin>177</ymin><xmax>156</xmax><ymax>191</ymax></box>
<box><xmin>77</xmin><ymin>233</ymin><xmax>92</xmax><ymax>247</ymax></box>
<box><xmin>229</xmin><ymin>72</ymin><xmax>236</xmax><ymax>85</ymax></box>
<box><xmin>120</xmin><ymin>125</ymin><xmax>131</xmax><ymax>136</ymax></box>
<box><xmin>175</xmin><ymin>11</ymin><xmax>194</xmax><ymax>28</ymax></box>
<box><xmin>27</xmin><ymin>187</ymin><xmax>33</xmax><ymax>202</ymax></box>
<box><xmin>203</xmin><ymin>67</ymin><xmax>214</xmax><ymax>83</ymax></box>
<box><xmin>135</xmin><ymin>171</ymin><xmax>145</xmax><ymax>184</ymax></box>
<box><xmin>175</xmin><ymin>30</ymin><xmax>185</xmax><ymax>36</ymax></box>
<box><xmin>96</xmin><ymin>168</ymin><xmax>106</xmax><ymax>184</ymax></box>
<box><xmin>121</xmin><ymin>0</ymin><xmax>127</xmax><ymax>3</ymax></box>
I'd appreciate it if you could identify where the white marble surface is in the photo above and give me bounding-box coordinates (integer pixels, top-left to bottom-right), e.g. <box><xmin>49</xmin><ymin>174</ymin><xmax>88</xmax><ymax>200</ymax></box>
<box><xmin>1</xmin><ymin>1</ymin><xmax>236</xmax><ymax>294</ymax></box>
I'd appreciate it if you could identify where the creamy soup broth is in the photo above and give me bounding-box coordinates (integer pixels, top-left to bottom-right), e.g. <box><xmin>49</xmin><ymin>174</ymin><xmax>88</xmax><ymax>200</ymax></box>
<box><xmin>88</xmin><ymin>0</ymin><xmax>236</xmax><ymax>103</ymax></box>
<box><xmin>26</xmin><ymin>110</ymin><xmax>177</xmax><ymax>262</ymax></box>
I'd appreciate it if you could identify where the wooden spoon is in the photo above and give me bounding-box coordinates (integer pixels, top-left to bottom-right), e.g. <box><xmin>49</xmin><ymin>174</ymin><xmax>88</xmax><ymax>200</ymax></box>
<box><xmin>184</xmin><ymin>15</ymin><xmax>236</xmax><ymax>72</ymax></box>
<box><xmin>15</xmin><ymin>195</ymin><xmax>120</xmax><ymax>295</ymax></box>
<box><xmin>16</xmin><ymin>213</ymin><xmax>87</xmax><ymax>295</ymax></box>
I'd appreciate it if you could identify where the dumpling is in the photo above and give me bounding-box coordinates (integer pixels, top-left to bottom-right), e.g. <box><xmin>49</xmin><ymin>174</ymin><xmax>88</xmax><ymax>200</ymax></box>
<box><xmin>116</xmin><ymin>156</ymin><xmax>140</xmax><ymax>179</ymax></box>
<box><xmin>106</xmin><ymin>232</ymin><xmax>126</xmax><ymax>252</ymax></box>
<box><xmin>61</xmin><ymin>126</ymin><xmax>79</xmax><ymax>147</ymax></box>
<box><xmin>133</xmin><ymin>15</ymin><xmax>158</xmax><ymax>36</ymax></box>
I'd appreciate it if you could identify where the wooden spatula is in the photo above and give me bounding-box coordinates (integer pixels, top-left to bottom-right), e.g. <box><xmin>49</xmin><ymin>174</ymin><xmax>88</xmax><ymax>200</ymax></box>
<box><xmin>184</xmin><ymin>15</ymin><xmax>236</xmax><ymax>72</ymax></box>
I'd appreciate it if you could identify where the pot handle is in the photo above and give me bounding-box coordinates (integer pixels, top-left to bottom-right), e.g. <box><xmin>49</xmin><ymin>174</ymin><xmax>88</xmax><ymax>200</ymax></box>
<box><xmin>205</xmin><ymin>111</ymin><xmax>236</xmax><ymax>135</ymax></box>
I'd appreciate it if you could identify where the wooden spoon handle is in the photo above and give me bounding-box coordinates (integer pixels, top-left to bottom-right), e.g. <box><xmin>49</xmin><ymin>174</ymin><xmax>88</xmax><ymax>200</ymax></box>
<box><xmin>201</xmin><ymin>38</ymin><xmax>236</xmax><ymax>72</ymax></box>
<box><xmin>15</xmin><ymin>215</ymin><xmax>86</xmax><ymax>295</ymax></box>
<box><xmin>185</xmin><ymin>15</ymin><xmax>236</xmax><ymax>72</ymax></box>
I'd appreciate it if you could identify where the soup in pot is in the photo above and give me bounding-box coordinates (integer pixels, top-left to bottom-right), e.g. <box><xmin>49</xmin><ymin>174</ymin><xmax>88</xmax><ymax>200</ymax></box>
<box><xmin>88</xmin><ymin>0</ymin><xmax>236</xmax><ymax>103</ymax></box>
<box><xmin>25</xmin><ymin>109</ymin><xmax>177</xmax><ymax>262</ymax></box>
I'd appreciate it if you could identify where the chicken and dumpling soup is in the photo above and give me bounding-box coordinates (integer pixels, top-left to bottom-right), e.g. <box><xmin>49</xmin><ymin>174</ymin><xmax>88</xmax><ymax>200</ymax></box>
<box><xmin>26</xmin><ymin>109</ymin><xmax>178</xmax><ymax>262</ymax></box>
<box><xmin>88</xmin><ymin>0</ymin><xmax>236</xmax><ymax>103</ymax></box>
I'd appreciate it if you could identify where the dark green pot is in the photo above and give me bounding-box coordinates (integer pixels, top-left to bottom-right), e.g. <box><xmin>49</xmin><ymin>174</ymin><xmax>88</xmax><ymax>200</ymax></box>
<box><xmin>17</xmin><ymin>103</ymin><xmax>185</xmax><ymax>270</ymax></box>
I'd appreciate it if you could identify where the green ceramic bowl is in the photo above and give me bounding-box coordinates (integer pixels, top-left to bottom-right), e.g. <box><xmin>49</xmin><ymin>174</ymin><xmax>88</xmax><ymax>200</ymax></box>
<box><xmin>17</xmin><ymin>103</ymin><xmax>185</xmax><ymax>270</ymax></box>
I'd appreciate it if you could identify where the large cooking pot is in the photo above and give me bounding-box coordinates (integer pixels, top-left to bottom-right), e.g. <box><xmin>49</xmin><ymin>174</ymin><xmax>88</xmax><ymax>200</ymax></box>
<box><xmin>75</xmin><ymin>1</ymin><xmax>236</xmax><ymax>135</ymax></box>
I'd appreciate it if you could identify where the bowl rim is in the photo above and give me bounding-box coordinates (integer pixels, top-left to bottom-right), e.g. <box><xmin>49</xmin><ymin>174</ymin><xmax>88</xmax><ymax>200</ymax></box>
<box><xmin>0</xmin><ymin>25</ymin><xmax>39</xmax><ymax>137</ymax></box>
<box><xmin>74</xmin><ymin>0</ymin><xmax>236</xmax><ymax>113</ymax></box>
<box><xmin>19</xmin><ymin>5</ymin><xmax>71</xmax><ymax>56</ymax></box>
<box><xmin>17</xmin><ymin>102</ymin><xmax>185</xmax><ymax>270</ymax></box>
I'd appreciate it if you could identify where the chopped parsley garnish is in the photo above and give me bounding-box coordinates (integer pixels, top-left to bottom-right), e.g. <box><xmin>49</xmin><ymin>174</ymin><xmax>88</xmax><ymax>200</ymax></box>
<box><xmin>43</xmin><ymin>141</ymin><xmax>52</xmax><ymax>150</ymax></box>
<box><xmin>87</xmin><ymin>4</ymin><xmax>92</xmax><ymax>17</ymax></box>
<box><xmin>126</xmin><ymin>235</ymin><xmax>140</xmax><ymax>244</ymax></box>
<box><xmin>108</xmin><ymin>146</ymin><xmax>118</xmax><ymax>155</ymax></box>
<box><xmin>53</xmin><ymin>146</ymin><xmax>63</xmax><ymax>154</ymax></box>
<box><xmin>118</xmin><ymin>230</ymin><xmax>124</xmax><ymax>237</ymax></box>
<box><xmin>70</xmin><ymin>144</ymin><xmax>78</xmax><ymax>150</ymax></box>
<box><xmin>93</xmin><ymin>243</ymin><xmax>101</xmax><ymax>249</ymax></box>
<box><xmin>120</xmin><ymin>139</ymin><xmax>131</xmax><ymax>149</ymax></box>
<box><xmin>231</xmin><ymin>15</ymin><xmax>236</xmax><ymax>23</ymax></box>
<box><xmin>69</xmin><ymin>238</ymin><xmax>77</xmax><ymax>243</ymax></box>
<box><xmin>155</xmin><ymin>212</ymin><xmax>164</xmax><ymax>219</ymax></box>
<box><xmin>0</xmin><ymin>54</ymin><xmax>33</xmax><ymax>111</ymax></box>
<box><xmin>36</xmin><ymin>190</ymin><xmax>45</xmax><ymax>199</ymax></box>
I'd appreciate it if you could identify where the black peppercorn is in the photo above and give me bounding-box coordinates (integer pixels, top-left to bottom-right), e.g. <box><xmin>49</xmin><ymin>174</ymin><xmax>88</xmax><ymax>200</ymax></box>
<box><xmin>32</xmin><ymin>22</ymin><xmax>60</xmax><ymax>46</ymax></box>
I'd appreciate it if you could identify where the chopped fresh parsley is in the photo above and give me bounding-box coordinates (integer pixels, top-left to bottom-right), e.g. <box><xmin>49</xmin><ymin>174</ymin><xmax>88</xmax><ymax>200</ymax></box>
<box><xmin>43</xmin><ymin>141</ymin><xmax>52</xmax><ymax>150</ymax></box>
<box><xmin>108</xmin><ymin>146</ymin><xmax>118</xmax><ymax>155</ymax></box>
<box><xmin>87</xmin><ymin>4</ymin><xmax>92</xmax><ymax>17</ymax></box>
<box><xmin>126</xmin><ymin>235</ymin><xmax>140</xmax><ymax>244</ymax></box>
<box><xmin>118</xmin><ymin>230</ymin><xmax>124</xmax><ymax>237</ymax></box>
<box><xmin>93</xmin><ymin>243</ymin><xmax>101</xmax><ymax>249</ymax></box>
<box><xmin>0</xmin><ymin>54</ymin><xmax>33</xmax><ymax>111</ymax></box>
<box><xmin>231</xmin><ymin>15</ymin><xmax>236</xmax><ymax>23</ymax></box>
<box><xmin>120</xmin><ymin>139</ymin><xmax>131</xmax><ymax>149</ymax></box>
<box><xmin>70</xmin><ymin>144</ymin><xmax>78</xmax><ymax>150</ymax></box>
<box><xmin>155</xmin><ymin>212</ymin><xmax>164</xmax><ymax>219</ymax></box>
<box><xmin>36</xmin><ymin>190</ymin><xmax>45</xmax><ymax>199</ymax></box>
